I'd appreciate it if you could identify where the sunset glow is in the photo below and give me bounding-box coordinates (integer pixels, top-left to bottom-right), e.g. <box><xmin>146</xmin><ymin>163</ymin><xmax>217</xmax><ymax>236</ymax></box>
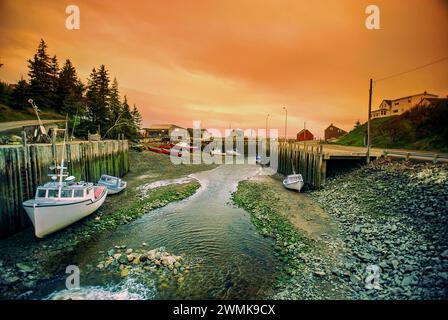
<box><xmin>1</xmin><ymin>0</ymin><xmax>447</xmax><ymax>137</ymax></box>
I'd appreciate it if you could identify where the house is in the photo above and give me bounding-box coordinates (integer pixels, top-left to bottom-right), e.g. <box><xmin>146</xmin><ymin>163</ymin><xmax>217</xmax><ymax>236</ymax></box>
<box><xmin>416</xmin><ymin>97</ymin><xmax>448</xmax><ymax>107</ymax></box>
<box><xmin>371</xmin><ymin>91</ymin><xmax>438</xmax><ymax>119</ymax></box>
<box><xmin>324</xmin><ymin>124</ymin><xmax>347</xmax><ymax>141</ymax></box>
<box><xmin>296</xmin><ymin>129</ymin><xmax>314</xmax><ymax>142</ymax></box>
<box><xmin>186</xmin><ymin>128</ymin><xmax>213</xmax><ymax>141</ymax></box>
<box><xmin>142</xmin><ymin>124</ymin><xmax>185</xmax><ymax>141</ymax></box>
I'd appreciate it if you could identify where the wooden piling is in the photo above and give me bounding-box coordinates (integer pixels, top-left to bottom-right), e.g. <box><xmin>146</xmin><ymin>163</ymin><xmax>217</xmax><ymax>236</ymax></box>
<box><xmin>0</xmin><ymin>140</ymin><xmax>129</xmax><ymax>238</ymax></box>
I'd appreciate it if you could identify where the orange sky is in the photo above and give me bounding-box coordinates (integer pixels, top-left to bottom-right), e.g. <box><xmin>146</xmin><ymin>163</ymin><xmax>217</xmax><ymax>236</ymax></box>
<box><xmin>1</xmin><ymin>0</ymin><xmax>447</xmax><ymax>138</ymax></box>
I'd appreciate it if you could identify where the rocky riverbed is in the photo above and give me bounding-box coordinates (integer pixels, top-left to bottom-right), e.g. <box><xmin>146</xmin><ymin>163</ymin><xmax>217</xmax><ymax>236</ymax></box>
<box><xmin>310</xmin><ymin>158</ymin><xmax>448</xmax><ymax>299</ymax></box>
<box><xmin>233</xmin><ymin>158</ymin><xmax>448</xmax><ymax>300</ymax></box>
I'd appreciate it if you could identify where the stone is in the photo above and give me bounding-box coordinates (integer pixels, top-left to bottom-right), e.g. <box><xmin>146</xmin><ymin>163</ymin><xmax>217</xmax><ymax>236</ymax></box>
<box><xmin>121</xmin><ymin>267</ymin><xmax>129</xmax><ymax>277</ymax></box>
<box><xmin>113</xmin><ymin>253</ymin><xmax>121</xmax><ymax>260</ymax></box>
<box><xmin>441</xmin><ymin>249</ymin><xmax>448</xmax><ymax>259</ymax></box>
<box><xmin>16</xmin><ymin>263</ymin><xmax>35</xmax><ymax>273</ymax></box>
<box><xmin>401</xmin><ymin>275</ymin><xmax>418</xmax><ymax>286</ymax></box>
<box><xmin>314</xmin><ymin>271</ymin><xmax>326</xmax><ymax>277</ymax></box>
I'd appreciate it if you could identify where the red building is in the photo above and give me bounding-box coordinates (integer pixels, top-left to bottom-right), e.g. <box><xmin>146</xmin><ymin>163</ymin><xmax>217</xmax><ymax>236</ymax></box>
<box><xmin>296</xmin><ymin>129</ymin><xmax>314</xmax><ymax>142</ymax></box>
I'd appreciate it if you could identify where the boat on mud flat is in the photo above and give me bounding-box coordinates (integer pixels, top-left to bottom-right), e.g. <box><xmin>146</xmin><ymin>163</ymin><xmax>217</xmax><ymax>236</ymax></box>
<box><xmin>210</xmin><ymin>148</ymin><xmax>226</xmax><ymax>156</ymax></box>
<box><xmin>23</xmin><ymin>176</ymin><xmax>107</xmax><ymax>238</ymax></box>
<box><xmin>226</xmin><ymin>149</ymin><xmax>242</xmax><ymax>156</ymax></box>
<box><xmin>22</xmin><ymin>120</ymin><xmax>107</xmax><ymax>238</ymax></box>
<box><xmin>98</xmin><ymin>174</ymin><xmax>127</xmax><ymax>194</ymax></box>
<box><xmin>282</xmin><ymin>174</ymin><xmax>304</xmax><ymax>192</ymax></box>
<box><xmin>256</xmin><ymin>155</ymin><xmax>270</xmax><ymax>166</ymax></box>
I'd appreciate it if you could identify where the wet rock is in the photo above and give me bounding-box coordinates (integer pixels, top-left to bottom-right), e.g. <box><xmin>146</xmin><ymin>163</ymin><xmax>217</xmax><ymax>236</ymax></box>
<box><xmin>16</xmin><ymin>263</ymin><xmax>35</xmax><ymax>273</ymax></box>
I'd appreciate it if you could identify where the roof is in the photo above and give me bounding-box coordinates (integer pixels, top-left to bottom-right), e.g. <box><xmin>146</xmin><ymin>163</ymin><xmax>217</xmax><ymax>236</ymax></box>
<box><xmin>393</xmin><ymin>92</ymin><xmax>438</xmax><ymax>101</ymax></box>
<box><xmin>421</xmin><ymin>97</ymin><xmax>448</xmax><ymax>104</ymax></box>
<box><xmin>296</xmin><ymin>129</ymin><xmax>313</xmax><ymax>135</ymax></box>
<box><xmin>144</xmin><ymin>124</ymin><xmax>184</xmax><ymax>130</ymax></box>
<box><xmin>325</xmin><ymin>124</ymin><xmax>346</xmax><ymax>132</ymax></box>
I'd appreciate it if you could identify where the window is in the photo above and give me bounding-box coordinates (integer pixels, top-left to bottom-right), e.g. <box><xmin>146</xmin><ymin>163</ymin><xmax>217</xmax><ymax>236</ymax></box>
<box><xmin>48</xmin><ymin>190</ymin><xmax>58</xmax><ymax>198</ymax></box>
<box><xmin>393</xmin><ymin>110</ymin><xmax>399</xmax><ymax>113</ymax></box>
<box><xmin>74</xmin><ymin>190</ymin><xmax>84</xmax><ymax>198</ymax></box>
<box><xmin>61</xmin><ymin>189</ymin><xmax>73</xmax><ymax>198</ymax></box>
<box><xmin>395</xmin><ymin>102</ymin><xmax>399</xmax><ymax>105</ymax></box>
<box><xmin>37</xmin><ymin>189</ymin><xmax>47</xmax><ymax>198</ymax></box>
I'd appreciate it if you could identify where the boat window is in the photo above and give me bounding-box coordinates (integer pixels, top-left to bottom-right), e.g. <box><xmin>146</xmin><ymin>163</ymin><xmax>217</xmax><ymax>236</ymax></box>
<box><xmin>61</xmin><ymin>189</ymin><xmax>73</xmax><ymax>198</ymax></box>
<box><xmin>37</xmin><ymin>189</ymin><xmax>47</xmax><ymax>198</ymax></box>
<box><xmin>74</xmin><ymin>190</ymin><xmax>84</xmax><ymax>198</ymax></box>
<box><xmin>48</xmin><ymin>189</ymin><xmax>58</xmax><ymax>198</ymax></box>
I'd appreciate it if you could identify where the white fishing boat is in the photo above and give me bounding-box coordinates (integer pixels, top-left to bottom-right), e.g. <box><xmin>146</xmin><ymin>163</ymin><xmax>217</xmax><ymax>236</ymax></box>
<box><xmin>210</xmin><ymin>148</ymin><xmax>226</xmax><ymax>156</ymax></box>
<box><xmin>282</xmin><ymin>174</ymin><xmax>304</xmax><ymax>192</ymax></box>
<box><xmin>98</xmin><ymin>174</ymin><xmax>127</xmax><ymax>194</ymax></box>
<box><xmin>226</xmin><ymin>149</ymin><xmax>242</xmax><ymax>156</ymax></box>
<box><xmin>22</xmin><ymin>120</ymin><xmax>107</xmax><ymax>238</ymax></box>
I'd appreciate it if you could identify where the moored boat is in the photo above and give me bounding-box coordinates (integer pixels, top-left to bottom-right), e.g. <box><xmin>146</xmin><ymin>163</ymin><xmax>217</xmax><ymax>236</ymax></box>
<box><xmin>282</xmin><ymin>174</ymin><xmax>304</xmax><ymax>192</ymax></box>
<box><xmin>23</xmin><ymin>177</ymin><xmax>107</xmax><ymax>238</ymax></box>
<box><xmin>22</xmin><ymin>119</ymin><xmax>108</xmax><ymax>238</ymax></box>
<box><xmin>98</xmin><ymin>174</ymin><xmax>127</xmax><ymax>194</ymax></box>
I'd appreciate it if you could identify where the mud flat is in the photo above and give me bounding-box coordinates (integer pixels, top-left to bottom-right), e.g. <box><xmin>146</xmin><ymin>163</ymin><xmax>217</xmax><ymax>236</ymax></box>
<box><xmin>233</xmin><ymin>158</ymin><xmax>448</xmax><ymax>300</ymax></box>
<box><xmin>0</xmin><ymin>151</ymin><xmax>216</xmax><ymax>299</ymax></box>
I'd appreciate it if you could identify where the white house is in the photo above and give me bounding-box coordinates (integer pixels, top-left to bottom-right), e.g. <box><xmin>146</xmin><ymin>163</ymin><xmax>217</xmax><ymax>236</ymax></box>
<box><xmin>371</xmin><ymin>91</ymin><xmax>438</xmax><ymax>119</ymax></box>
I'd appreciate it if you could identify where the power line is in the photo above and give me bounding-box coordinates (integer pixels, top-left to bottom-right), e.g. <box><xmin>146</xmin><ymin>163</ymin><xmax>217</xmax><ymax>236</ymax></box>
<box><xmin>374</xmin><ymin>56</ymin><xmax>448</xmax><ymax>83</ymax></box>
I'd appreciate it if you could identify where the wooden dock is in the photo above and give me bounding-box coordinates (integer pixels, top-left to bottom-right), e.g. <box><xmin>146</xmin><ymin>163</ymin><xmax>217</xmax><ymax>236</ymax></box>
<box><xmin>277</xmin><ymin>141</ymin><xmax>382</xmax><ymax>189</ymax></box>
<box><xmin>0</xmin><ymin>139</ymin><xmax>129</xmax><ymax>238</ymax></box>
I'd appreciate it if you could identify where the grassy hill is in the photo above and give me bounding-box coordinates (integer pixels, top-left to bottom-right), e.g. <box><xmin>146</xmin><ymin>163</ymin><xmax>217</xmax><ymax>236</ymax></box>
<box><xmin>0</xmin><ymin>104</ymin><xmax>64</xmax><ymax>123</ymax></box>
<box><xmin>335</xmin><ymin>101</ymin><xmax>448</xmax><ymax>152</ymax></box>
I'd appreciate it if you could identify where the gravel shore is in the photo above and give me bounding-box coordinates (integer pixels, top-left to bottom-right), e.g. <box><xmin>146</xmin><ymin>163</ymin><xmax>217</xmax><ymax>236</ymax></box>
<box><xmin>233</xmin><ymin>158</ymin><xmax>447</xmax><ymax>300</ymax></box>
<box><xmin>310</xmin><ymin>158</ymin><xmax>448</xmax><ymax>299</ymax></box>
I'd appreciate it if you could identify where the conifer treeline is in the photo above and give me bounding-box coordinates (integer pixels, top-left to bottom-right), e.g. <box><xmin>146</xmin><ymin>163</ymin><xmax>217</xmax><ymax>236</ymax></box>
<box><xmin>0</xmin><ymin>39</ymin><xmax>142</xmax><ymax>139</ymax></box>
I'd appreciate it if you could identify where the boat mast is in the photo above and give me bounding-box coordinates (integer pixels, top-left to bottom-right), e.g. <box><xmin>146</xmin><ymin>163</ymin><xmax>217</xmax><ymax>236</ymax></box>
<box><xmin>58</xmin><ymin>116</ymin><xmax>69</xmax><ymax>195</ymax></box>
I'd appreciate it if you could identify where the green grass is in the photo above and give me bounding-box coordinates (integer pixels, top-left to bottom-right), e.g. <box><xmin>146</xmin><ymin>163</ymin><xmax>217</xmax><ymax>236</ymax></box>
<box><xmin>0</xmin><ymin>104</ymin><xmax>64</xmax><ymax>122</ymax></box>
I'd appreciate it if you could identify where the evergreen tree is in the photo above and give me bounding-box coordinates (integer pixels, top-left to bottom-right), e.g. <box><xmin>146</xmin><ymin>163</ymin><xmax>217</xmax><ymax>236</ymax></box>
<box><xmin>49</xmin><ymin>55</ymin><xmax>59</xmax><ymax>110</ymax></box>
<box><xmin>132</xmin><ymin>104</ymin><xmax>142</xmax><ymax>137</ymax></box>
<box><xmin>56</xmin><ymin>59</ymin><xmax>84</xmax><ymax>116</ymax></box>
<box><xmin>10</xmin><ymin>77</ymin><xmax>30</xmax><ymax>109</ymax></box>
<box><xmin>28</xmin><ymin>39</ymin><xmax>53</xmax><ymax>109</ymax></box>
<box><xmin>109</xmin><ymin>78</ymin><xmax>121</xmax><ymax>121</ymax></box>
<box><xmin>86</xmin><ymin>65</ymin><xmax>111</xmax><ymax>134</ymax></box>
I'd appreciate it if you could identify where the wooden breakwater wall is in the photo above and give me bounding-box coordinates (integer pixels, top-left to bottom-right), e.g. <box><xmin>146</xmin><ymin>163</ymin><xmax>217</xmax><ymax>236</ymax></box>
<box><xmin>0</xmin><ymin>139</ymin><xmax>129</xmax><ymax>238</ymax></box>
<box><xmin>277</xmin><ymin>142</ymin><xmax>326</xmax><ymax>188</ymax></box>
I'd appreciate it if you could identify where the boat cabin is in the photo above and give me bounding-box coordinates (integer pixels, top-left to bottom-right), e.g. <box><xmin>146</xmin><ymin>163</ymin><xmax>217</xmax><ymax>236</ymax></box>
<box><xmin>35</xmin><ymin>182</ymin><xmax>97</xmax><ymax>201</ymax></box>
<box><xmin>99</xmin><ymin>175</ymin><xmax>121</xmax><ymax>186</ymax></box>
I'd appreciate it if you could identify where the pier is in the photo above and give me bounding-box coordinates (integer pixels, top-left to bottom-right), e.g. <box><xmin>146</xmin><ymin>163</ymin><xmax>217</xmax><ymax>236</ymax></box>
<box><xmin>0</xmin><ymin>139</ymin><xmax>129</xmax><ymax>238</ymax></box>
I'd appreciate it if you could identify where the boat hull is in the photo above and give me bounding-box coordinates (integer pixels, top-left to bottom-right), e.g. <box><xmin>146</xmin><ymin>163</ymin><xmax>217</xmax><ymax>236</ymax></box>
<box><xmin>101</xmin><ymin>182</ymin><xmax>127</xmax><ymax>194</ymax></box>
<box><xmin>23</xmin><ymin>188</ymin><xmax>107</xmax><ymax>238</ymax></box>
<box><xmin>283</xmin><ymin>180</ymin><xmax>304</xmax><ymax>192</ymax></box>
<box><xmin>283</xmin><ymin>174</ymin><xmax>304</xmax><ymax>192</ymax></box>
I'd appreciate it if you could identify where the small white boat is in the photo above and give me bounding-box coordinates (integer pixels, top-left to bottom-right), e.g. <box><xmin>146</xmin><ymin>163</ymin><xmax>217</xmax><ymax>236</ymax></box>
<box><xmin>210</xmin><ymin>148</ymin><xmax>226</xmax><ymax>156</ymax></box>
<box><xmin>97</xmin><ymin>174</ymin><xmax>127</xmax><ymax>194</ymax></box>
<box><xmin>226</xmin><ymin>149</ymin><xmax>242</xmax><ymax>156</ymax></box>
<box><xmin>283</xmin><ymin>174</ymin><xmax>304</xmax><ymax>192</ymax></box>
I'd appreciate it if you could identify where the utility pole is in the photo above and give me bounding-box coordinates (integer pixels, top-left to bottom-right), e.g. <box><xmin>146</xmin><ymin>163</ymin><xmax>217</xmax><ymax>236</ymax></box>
<box><xmin>366</xmin><ymin>78</ymin><xmax>373</xmax><ymax>164</ymax></box>
<box><xmin>283</xmin><ymin>106</ymin><xmax>288</xmax><ymax>142</ymax></box>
